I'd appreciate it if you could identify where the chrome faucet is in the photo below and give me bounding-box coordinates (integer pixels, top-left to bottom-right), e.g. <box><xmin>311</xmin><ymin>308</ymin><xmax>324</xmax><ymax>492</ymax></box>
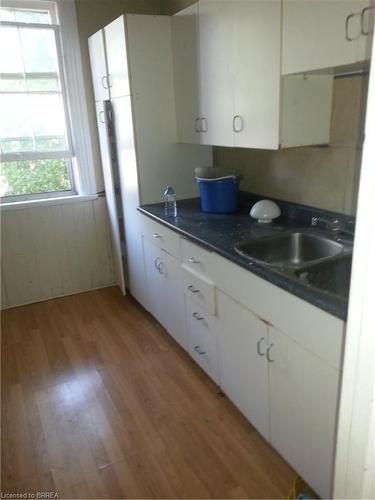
<box><xmin>311</xmin><ymin>216</ymin><xmax>354</xmax><ymax>239</ymax></box>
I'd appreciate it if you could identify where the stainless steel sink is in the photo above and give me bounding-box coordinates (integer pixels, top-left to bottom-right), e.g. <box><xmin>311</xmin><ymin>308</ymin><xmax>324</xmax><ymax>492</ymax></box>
<box><xmin>234</xmin><ymin>231</ymin><xmax>345</xmax><ymax>268</ymax></box>
<box><xmin>294</xmin><ymin>254</ymin><xmax>352</xmax><ymax>300</ymax></box>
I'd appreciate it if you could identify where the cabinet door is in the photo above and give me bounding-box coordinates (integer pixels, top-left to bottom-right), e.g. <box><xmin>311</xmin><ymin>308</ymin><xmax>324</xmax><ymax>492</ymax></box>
<box><xmin>88</xmin><ymin>30</ymin><xmax>110</xmax><ymax>102</ymax></box>
<box><xmin>198</xmin><ymin>0</ymin><xmax>234</xmax><ymax>146</ymax></box>
<box><xmin>143</xmin><ymin>238</ymin><xmax>164</xmax><ymax>325</ymax></box>
<box><xmin>104</xmin><ymin>16</ymin><xmax>130</xmax><ymax>98</ymax></box>
<box><xmin>217</xmin><ymin>291</ymin><xmax>269</xmax><ymax>439</ymax></box>
<box><xmin>171</xmin><ymin>4</ymin><xmax>201</xmax><ymax>144</ymax></box>
<box><xmin>233</xmin><ymin>0</ymin><xmax>281</xmax><ymax>149</ymax></box>
<box><xmin>161</xmin><ymin>251</ymin><xmax>187</xmax><ymax>350</ymax></box>
<box><xmin>282</xmin><ymin>0</ymin><xmax>363</xmax><ymax>74</ymax></box>
<box><xmin>268</xmin><ymin>326</ymin><xmax>340</xmax><ymax>499</ymax></box>
<box><xmin>95</xmin><ymin>101</ymin><xmax>126</xmax><ymax>294</ymax></box>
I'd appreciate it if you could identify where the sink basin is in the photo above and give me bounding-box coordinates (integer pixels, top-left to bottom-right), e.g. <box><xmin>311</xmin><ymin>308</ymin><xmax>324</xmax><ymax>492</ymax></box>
<box><xmin>234</xmin><ymin>231</ymin><xmax>345</xmax><ymax>268</ymax></box>
<box><xmin>294</xmin><ymin>255</ymin><xmax>352</xmax><ymax>300</ymax></box>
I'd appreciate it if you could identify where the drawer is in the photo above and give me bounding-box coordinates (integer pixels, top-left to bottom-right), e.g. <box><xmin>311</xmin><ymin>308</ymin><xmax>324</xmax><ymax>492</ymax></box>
<box><xmin>185</xmin><ymin>298</ymin><xmax>219</xmax><ymax>383</ymax></box>
<box><xmin>182</xmin><ymin>265</ymin><xmax>216</xmax><ymax>315</ymax></box>
<box><xmin>141</xmin><ymin>215</ymin><xmax>180</xmax><ymax>259</ymax></box>
<box><xmin>181</xmin><ymin>238</ymin><xmax>214</xmax><ymax>279</ymax></box>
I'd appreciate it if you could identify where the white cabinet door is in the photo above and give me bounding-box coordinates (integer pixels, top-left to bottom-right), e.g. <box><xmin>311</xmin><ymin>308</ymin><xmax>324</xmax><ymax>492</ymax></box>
<box><xmin>233</xmin><ymin>0</ymin><xmax>281</xmax><ymax>150</ymax></box>
<box><xmin>162</xmin><ymin>251</ymin><xmax>187</xmax><ymax>349</ymax></box>
<box><xmin>88</xmin><ymin>29</ymin><xmax>110</xmax><ymax>102</ymax></box>
<box><xmin>282</xmin><ymin>0</ymin><xmax>364</xmax><ymax>75</ymax></box>
<box><xmin>217</xmin><ymin>291</ymin><xmax>269</xmax><ymax>439</ymax></box>
<box><xmin>95</xmin><ymin>101</ymin><xmax>126</xmax><ymax>294</ymax></box>
<box><xmin>104</xmin><ymin>16</ymin><xmax>130</xmax><ymax>98</ymax></box>
<box><xmin>171</xmin><ymin>4</ymin><xmax>201</xmax><ymax>144</ymax></box>
<box><xmin>198</xmin><ymin>0</ymin><xmax>234</xmax><ymax>146</ymax></box>
<box><xmin>143</xmin><ymin>238</ymin><xmax>164</xmax><ymax>325</ymax></box>
<box><xmin>269</xmin><ymin>326</ymin><xmax>340</xmax><ymax>499</ymax></box>
<box><xmin>356</xmin><ymin>1</ymin><xmax>374</xmax><ymax>62</ymax></box>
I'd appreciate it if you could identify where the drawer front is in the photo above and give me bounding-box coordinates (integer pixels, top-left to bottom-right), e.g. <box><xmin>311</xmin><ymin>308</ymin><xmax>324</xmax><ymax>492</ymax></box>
<box><xmin>182</xmin><ymin>265</ymin><xmax>216</xmax><ymax>315</ymax></box>
<box><xmin>141</xmin><ymin>215</ymin><xmax>180</xmax><ymax>259</ymax></box>
<box><xmin>181</xmin><ymin>238</ymin><xmax>214</xmax><ymax>279</ymax></box>
<box><xmin>185</xmin><ymin>298</ymin><xmax>218</xmax><ymax>383</ymax></box>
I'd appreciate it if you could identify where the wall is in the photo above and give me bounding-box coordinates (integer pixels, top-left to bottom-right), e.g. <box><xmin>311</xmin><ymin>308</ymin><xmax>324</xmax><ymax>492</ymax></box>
<box><xmin>1</xmin><ymin>197</ymin><xmax>115</xmax><ymax>309</ymax></box>
<box><xmin>160</xmin><ymin>0</ymin><xmax>367</xmax><ymax>215</ymax></box>
<box><xmin>75</xmin><ymin>0</ymin><xmax>161</xmax><ymax>192</ymax></box>
<box><xmin>215</xmin><ymin>75</ymin><xmax>368</xmax><ymax>215</ymax></box>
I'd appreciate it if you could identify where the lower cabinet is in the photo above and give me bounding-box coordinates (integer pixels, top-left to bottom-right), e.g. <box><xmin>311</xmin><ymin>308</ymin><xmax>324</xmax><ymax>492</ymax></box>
<box><xmin>217</xmin><ymin>290</ymin><xmax>269</xmax><ymax>439</ymax></box>
<box><xmin>143</xmin><ymin>237</ymin><xmax>186</xmax><ymax>349</ymax></box>
<box><xmin>268</xmin><ymin>326</ymin><xmax>340</xmax><ymax>499</ymax></box>
<box><xmin>216</xmin><ymin>289</ymin><xmax>340</xmax><ymax>499</ymax></box>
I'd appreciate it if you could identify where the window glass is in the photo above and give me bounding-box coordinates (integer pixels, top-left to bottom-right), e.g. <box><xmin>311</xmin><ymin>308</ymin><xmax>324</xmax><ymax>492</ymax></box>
<box><xmin>0</xmin><ymin>5</ymin><xmax>74</xmax><ymax>199</ymax></box>
<box><xmin>0</xmin><ymin>159</ymin><xmax>72</xmax><ymax>197</ymax></box>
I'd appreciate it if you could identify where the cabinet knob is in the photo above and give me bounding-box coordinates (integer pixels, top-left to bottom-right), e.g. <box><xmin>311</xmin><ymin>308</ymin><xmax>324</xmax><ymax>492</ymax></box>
<box><xmin>192</xmin><ymin>312</ymin><xmax>204</xmax><ymax>321</ymax></box>
<box><xmin>188</xmin><ymin>285</ymin><xmax>200</xmax><ymax>293</ymax></box>
<box><xmin>266</xmin><ymin>344</ymin><xmax>275</xmax><ymax>363</ymax></box>
<box><xmin>361</xmin><ymin>5</ymin><xmax>375</xmax><ymax>36</ymax></box>
<box><xmin>233</xmin><ymin>115</ymin><xmax>244</xmax><ymax>133</ymax></box>
<box><xmin>101</xmin><ymin>75</ymin><xmax>109</xmax><ymax>89</ymax></box>
<box><xmin>201</xmin><ymin>117</ymin><xmax>208</xmax><ymax>133</ymax></box>
<box><xmin>194</xmin><ymin>345</ymin><xmax>206</xmax><ymax>355</ymax></box>
<box><xmin>188</xmin><ymin>257</ymin><xmax>200</xmax><ymax>264</ymax></box>
<box><xmin>345</xmin><ymin>12</ymin><xmax>357</xmax><ymax>41</ymax></box>
<box><xmin>257</xmin><ymin>337</ymin><xmax>266</xmax><ymax>356</ymax></box>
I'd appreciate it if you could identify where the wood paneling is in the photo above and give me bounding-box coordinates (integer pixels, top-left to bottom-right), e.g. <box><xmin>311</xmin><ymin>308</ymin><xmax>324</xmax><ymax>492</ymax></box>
<box><xmin>1</xmin><ymin>287</ymin><xmax>296</xmax><ymax>498</ymax></box>
<box><xmin>1</xmin><ymin>198</ymin><xmax>115</xmax><ymax>309</ymax></box>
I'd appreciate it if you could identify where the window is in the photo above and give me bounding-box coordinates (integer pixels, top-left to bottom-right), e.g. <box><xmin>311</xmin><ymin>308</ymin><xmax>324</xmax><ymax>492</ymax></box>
<box><xmin>0</xmin><ymin>0</ymin><xmax>95</xmax><ymax>203</ymax></box>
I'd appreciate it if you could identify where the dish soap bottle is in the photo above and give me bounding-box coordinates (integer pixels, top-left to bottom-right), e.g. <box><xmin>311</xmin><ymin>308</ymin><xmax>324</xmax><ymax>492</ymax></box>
<box><xmin>164</xmin><ymin>186</ymin><xmax>177</xmax><ymax>218</ymax></box>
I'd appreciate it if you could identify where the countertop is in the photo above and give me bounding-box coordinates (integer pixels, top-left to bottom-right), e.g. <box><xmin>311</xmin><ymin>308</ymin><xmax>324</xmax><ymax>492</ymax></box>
<box><xmin>138</xmin><ymin>196</ymin><xmax>354</xmax><ymax>320</ymax></box>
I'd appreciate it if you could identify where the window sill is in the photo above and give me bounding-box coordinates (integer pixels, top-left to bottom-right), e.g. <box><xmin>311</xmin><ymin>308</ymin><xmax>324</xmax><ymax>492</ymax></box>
<box><xmin>0</xmin><ymin>194</ymin><xmax>99</xmax><ymax>211</ymax></box>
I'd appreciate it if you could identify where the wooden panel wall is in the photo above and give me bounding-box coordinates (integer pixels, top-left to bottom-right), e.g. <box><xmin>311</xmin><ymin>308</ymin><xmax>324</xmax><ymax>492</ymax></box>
<box><xmin>1</xmin><ymin>197</ymin><xmax>115</xmax><ymax>309</ymax></box>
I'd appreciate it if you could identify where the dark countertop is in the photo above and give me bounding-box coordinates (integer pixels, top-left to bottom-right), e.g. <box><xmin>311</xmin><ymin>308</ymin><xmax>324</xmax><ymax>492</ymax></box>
<box><xmin>138</xmin><ymin>195</ymin><xmax>354</xmax><ymax>320</ymax></box>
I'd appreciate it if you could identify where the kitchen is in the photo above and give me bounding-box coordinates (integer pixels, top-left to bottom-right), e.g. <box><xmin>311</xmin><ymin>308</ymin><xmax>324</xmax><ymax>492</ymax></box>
<box><xmin>1</xmin><ymin>0</ymin><xmax>375</xmax><ymax>498</ymax></box>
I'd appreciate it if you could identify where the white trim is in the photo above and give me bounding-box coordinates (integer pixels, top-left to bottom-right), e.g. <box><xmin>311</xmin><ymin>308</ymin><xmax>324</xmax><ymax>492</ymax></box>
<box><xmin>0</xmin><ymin>193</ymin><xmax>98</xmax><ymax>210</ymax></box>
<box><xmin>57</xmin><ymin>0</ymin><xmax>96</xmax><ymax>195</ymax></box>
<box><xmin>333</xmin><ymin>33</ymin><xmax>375</xmax><ymax>500</ymax></box>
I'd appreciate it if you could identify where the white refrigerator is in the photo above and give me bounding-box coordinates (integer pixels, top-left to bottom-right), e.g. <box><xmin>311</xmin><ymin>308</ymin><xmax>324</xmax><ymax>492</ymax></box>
<box><xmin>89</xmin><ymin>14</ymin><xmax>212</xmax><ymax>308</ymax></box>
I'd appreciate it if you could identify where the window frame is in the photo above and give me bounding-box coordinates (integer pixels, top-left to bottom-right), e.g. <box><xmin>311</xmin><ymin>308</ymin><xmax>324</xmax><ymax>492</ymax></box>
<box><xmin>0</xmin><ymin>0</ymin><xmax>97</xmax><ymax>204</ymax></box>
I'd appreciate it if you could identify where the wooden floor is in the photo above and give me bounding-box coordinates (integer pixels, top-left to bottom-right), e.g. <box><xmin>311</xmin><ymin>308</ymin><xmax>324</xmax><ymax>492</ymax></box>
<box><xmin>1</xmin><ymin>287</ymin><xmax>296</xmax><ymax>499</ymax></box>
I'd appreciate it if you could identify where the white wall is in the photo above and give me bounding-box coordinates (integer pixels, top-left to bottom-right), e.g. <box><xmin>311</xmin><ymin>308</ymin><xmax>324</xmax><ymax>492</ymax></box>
<box><xmin>1</xmin><ymin>197</ymin><xmax>115</xmax><ymax>309</ymax></box>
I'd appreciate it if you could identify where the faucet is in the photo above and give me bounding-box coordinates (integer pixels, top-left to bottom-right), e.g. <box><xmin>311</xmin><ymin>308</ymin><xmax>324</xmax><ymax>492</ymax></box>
<box><xmin>311</xmin><ymin>216</ymin><xmax>354</xmax><ymax>240</ymax></box>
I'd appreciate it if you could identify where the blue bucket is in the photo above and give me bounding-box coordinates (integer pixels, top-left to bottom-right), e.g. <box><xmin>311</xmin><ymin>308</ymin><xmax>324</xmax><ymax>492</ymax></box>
<box><xmin>196</xmin><ymin>177</ymin><xmax>240</xmax><ymax>213</ymax></box>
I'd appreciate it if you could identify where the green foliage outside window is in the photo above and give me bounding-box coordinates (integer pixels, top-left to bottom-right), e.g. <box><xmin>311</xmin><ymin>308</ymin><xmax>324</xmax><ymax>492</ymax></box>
<box><xmin>0</xmin><ymin>159</ymin><xmax>72</xmax><ymax>197</ymax></box>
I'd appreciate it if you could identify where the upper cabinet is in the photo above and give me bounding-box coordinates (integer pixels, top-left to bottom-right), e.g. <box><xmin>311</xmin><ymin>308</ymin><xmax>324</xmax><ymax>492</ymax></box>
<box><xmin>172</xmin><ymin>0</ymin><xmax>334</xmax><ymax>150</ymax></box>
<box><xmin>282</xmin><ymin>0</ymin><xmax>373</xmax><ymax>75</ymax></box>
<box><xmin>88</xmin><ymin>30</ymin><xmax>109</xmax><ymax>102</ymax></box>
<box><xmin>88</xmin><ymin>16</ymin><xmax>131</xmax><ymax>101</ymax></box>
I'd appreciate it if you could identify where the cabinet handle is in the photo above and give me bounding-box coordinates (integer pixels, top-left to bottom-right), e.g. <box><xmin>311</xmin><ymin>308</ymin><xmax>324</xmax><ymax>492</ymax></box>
<box><xmin>188</xmin><ymin>257</ymin><xmax>200</xmax><ymax>264</ymax></box>
<box><xmin>188</xmin><ymin>285</ymin><xmax>200</xmax><ymax>293</ymax></box>
<box><xmin>101</xmin><ymin>75</ymin><xmax>109</xmax><ymax>89</ymax></box>
<box><xmin>195</xmin><ymin>118</ymin><xmax>201</xmax><ymax>133</ymax></box>
<box><xmin>153</xmin><ymin>233</ymin><xmax>161</xmax><ymax>239</ymax></box>
<box><xmin>201</xmin><ymin>117</ymin><xmax>208</xmax><ymax>133</ymax></box>
<box><xmin>192</xmin><ymin>312</ymin><xmax>204</xmax><ymax>321</ymax></box>
<box><xmin>99</xmin><ymin>110</ymin><xmax>105</xmax><ymax>123</ymax></box>
<box><xmin>154</xmin><ymin>257</ymin><xmax>161</xmax><ymax>270</ymax></box>
<box><xmin>361</xmin><ymin>5</ymin><xmax>375</xmax><ymax>36</ymax></box>
<box><xmin>266</xmin><ymin>344</ymin><xmax>275</xmax><ymax>363</ymax></box>
<box><xmin>345</xmin><ymin>13</ymin><xmax>357</xmax><ymax>41</ymax></box>
<box><xmin>158</xmin><ymin>261</ymin><xmax>165</xmax><ymax>275</ymax></box>
<box><xmin>233</xmin><ymin>115</ymin><xmax>244</xmax><ymax>133</ymax></box>
<box><xmin>194</xmin><ymin>345</ymin><xmax>206</xmax><ymax>355</ymax></box>
<box><xmin>257</xmin><ymin>337</ymin><xmax>266</xmax><ymax>356</ymax></box>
